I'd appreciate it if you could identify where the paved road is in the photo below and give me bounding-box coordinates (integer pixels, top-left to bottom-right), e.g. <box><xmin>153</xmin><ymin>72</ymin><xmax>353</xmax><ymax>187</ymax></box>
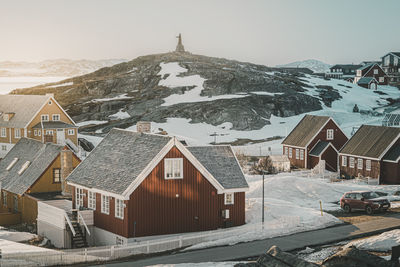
<box><xmin>97</xmin><ymin>213</ymin><xmax>400</xmax><ymax>267</ymax></box>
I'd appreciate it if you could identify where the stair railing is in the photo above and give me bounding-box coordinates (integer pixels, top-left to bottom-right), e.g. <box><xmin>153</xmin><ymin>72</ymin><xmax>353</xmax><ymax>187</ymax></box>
<box><xmin>78</xmin><ymin>211</ymin><xmax>91</xmax><ymax>236</ymax></box>
<box><xmin>64</xmin><ymin>211</ymin><xmax>76</xmax><ymax>236</ymax></box>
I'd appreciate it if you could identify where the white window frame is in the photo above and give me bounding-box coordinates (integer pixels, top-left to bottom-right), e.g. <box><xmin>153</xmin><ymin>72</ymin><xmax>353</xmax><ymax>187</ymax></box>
<box><xmin>38</xmin><ymin>130</ymin><xmax>41</xmax><ymax>136</ymax></box>
<box><xmin>48</xmin><ymin>100</ymin><xmax>52</xmax><ymax>105</ymax></box>
<box><xmin>289</xmin><ymin>148</ymin><xmax>292</xmax><ymax>158</ymax></box>
<box><xmin>68</xmin><ymin>129</ymin><xmax>75</xmax><ymax>135</ymax></box>
<box><xmin>75</xmin><ymin>188</ymin><xmax>84</xmax><ymax>208</ymax></box>
<box><xmin>164</xmin><ymin>158</ymin><xmax>183</xmax><ymax>179</ymax></box>
<box><xmin>349</xmin><ymin>157</ymin><xmax>355</xmax><ymax>168</ymax></box>
<box><xmin>1</xmin><ymin>145</ymin><xmax>6</xmax><ymax>151</ymax></box>
<box><xmin>224</xmin><ymin>193</ymin><xmax>234</xmax><ymax>205</ymax></box>
<box><xmin>1</xmin><ymin>127</ymin><xmax>6</xmax><ymax>137</ymax></box>
<box><xmin>342</xmin><ymin>156</ymin><xmax>347</xmax><ymax>167</ymax></box>
<box><xmin>366</xmin><ymin>160</ymin><xmax>371</xmax><ymax>171</ymax></box>
<box><xmin>88</xmin><ymin>191</ymin><xmax>96</xmax><ymax>210</ymax></box>
<box><xmin>326</xmin><ymin>129</ymin><xmax>334</xmax><ymax>140</ymax></box>
<box><xmin>373</xmin><ymin>69</ymin><xmax>378</xmax><ymax>75</ymax></box>
<box><xmin>46</xmin><ymin>130</ymin><xmax>54</xmax><ymax>136</ymax></box>
<box><xmin>41</xmin><ymin>114</ymin><xmax>49</xmax><ymax>122</ymax></box>
<box><xmin>115</xmin><ymin>198</ymin><xmax>124</xmax><ymax>219</ymax></box>
<box><xmin>300</xmin><ymin>150</ymin><xmax>304</xmax><ymax>160</ymax></box>
<box><xmin>284</xmin><ymin>147</ymin><xmax>288</xmax><ymax>155</ymax></box>
<box><xmin>2</xmin><ymin>191</ymin><xmax>7</xmax><ymax>206</ymax></box>
<box><xmin>34</xmin><ymin>130</ymin><xmax>37</xmax><ymax>136</ymax></box>
<box><xmin>295</xmin><ymin>149</ymin><xmax>299</xmax><ymax>159</ymax></box>
<box><xmin>357</xmin><ymin>158</ymin><xmax>363</xmax><ymax>170</ymax></box>
<box><xmin>14</xmin><ymin>128</ymin><xmax>21</xmax><ymax>139</ymax></box>
<box><xmin>101</xmin><ymin>195</ymin><xmax>110</xmax><ymax>215</ymax></box>
<box><xmin>379</xmin><ymin>77</ymin><xmax>384</xmax><ymax>83</ymax></box>
<box><xmin>13</xmin><ymin>196</ymin><xmax>18</xmax><ymax>212</ymax></box>
<box><xmin>52</xmin><ymin>114</ymin><xmax>60</xmax><ymax>121</ymax></box>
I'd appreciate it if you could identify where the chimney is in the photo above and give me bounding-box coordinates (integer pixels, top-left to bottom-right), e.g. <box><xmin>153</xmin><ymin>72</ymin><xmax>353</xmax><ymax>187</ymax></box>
<box><xmin>60</xmin><ymin>149</ymin><xmax>74</xmax><ymax>196</ymax></box>
<box><xmin>137</xmin><ymin>121</ymin><xmax>151</xmax><ymax>133</ymax></box>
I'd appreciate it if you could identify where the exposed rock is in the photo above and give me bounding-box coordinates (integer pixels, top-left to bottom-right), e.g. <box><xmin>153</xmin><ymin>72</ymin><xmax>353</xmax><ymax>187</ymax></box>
<box><xmin>12</xmin><ymin>52</ymin><xmax>327</xmax><ymax>133</ymax></box>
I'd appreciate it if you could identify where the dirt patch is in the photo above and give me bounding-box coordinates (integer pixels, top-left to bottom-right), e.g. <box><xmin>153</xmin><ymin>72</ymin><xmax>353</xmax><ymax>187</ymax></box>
<box><xmin>328</xmin><ymin>207</ymin><xmax>400</xmax><ymax>224</ymax></box>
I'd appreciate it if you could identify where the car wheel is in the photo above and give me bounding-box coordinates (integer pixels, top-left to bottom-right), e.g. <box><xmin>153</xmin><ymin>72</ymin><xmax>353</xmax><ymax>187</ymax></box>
<box><xmin>343</xmin><ymin>204</ymin><xmax>351</xmax><ymax>213</ymax></box>
<box><xmin>366</xmin><ymin>205</ymin><xmax>373</xmax><ymax>215</ymax></box>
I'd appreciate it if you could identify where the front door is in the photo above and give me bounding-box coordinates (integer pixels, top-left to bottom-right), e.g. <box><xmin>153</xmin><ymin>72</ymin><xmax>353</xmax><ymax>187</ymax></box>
<box><xmin>75</xmin><ymin>188</ymin><xmax>84</xmax><ymax>209</ymax></box>
<box><xmin>57</xmin><ymin>129</ymin><xmax>65</xmax><ymax>145</ymax></box>
<box><xmin>370</xmin><ymin>83</ymin><xmax>377</xmax><ymax>90</ymax></box>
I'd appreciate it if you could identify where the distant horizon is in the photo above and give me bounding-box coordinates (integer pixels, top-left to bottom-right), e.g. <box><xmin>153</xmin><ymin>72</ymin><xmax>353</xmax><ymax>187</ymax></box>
<box><xmin>1</xmin><ymin>0</ymin><xmax>399</xmax><ymax>66</ymax></box>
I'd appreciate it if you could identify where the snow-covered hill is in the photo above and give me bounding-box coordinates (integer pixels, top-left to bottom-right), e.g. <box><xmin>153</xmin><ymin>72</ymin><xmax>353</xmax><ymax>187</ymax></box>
<box><xmin>276</xmin><ymin>59</ymin><xmax>331</xmax><ymax>73</ymax></box>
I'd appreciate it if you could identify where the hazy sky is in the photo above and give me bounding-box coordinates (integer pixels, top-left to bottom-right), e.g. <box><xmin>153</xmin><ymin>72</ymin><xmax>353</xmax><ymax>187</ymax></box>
<box><xmin>1</xmin><ymin>0</ymin><xmax>399</xmax><ymax>66</ymax></box>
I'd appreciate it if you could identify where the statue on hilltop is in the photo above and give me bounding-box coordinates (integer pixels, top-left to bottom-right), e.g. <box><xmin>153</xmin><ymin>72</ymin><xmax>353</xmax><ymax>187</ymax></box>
<box><xmin>175</xmin><ymin>33</ymin><xmax>185</xmax><ymax>53</ymax></box>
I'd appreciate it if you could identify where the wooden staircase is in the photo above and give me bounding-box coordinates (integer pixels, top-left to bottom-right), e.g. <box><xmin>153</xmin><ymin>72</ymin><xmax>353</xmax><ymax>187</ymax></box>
<box><xmin>67</xmin><ymin>211</ymin><xmax>88</xmax><ymax>248</ymax></box>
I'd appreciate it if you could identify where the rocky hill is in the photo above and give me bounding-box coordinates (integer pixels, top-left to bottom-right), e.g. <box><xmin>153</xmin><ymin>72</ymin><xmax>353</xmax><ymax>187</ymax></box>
<box><xmin>12</xmin><ymin>52</ymin><xmax>339</xmax><ymax>135</ymax></box>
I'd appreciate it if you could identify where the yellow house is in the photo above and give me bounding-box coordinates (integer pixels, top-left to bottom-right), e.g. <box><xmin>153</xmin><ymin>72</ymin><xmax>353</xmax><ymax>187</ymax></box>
<box><xmin>0</xmin><ymin>94</ymin><xmax>78</xmax><ymax>158</ymax></box>
<box><xmin>0</xmin><ymin>138</ymin><xmax>80</xmax><ymax>226</ymax></box>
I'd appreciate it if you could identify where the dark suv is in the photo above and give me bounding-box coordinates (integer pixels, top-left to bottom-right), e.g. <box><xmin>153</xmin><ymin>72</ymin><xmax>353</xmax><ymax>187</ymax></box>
<box><xmin>340</xmin><ymin>191</ymin><xmax>390</xmax><ymax>214</ymax></box>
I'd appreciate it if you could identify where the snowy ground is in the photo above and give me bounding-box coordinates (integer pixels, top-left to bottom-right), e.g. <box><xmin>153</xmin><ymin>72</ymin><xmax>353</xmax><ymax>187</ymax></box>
<box><xmin>185</xmin><ymin>172</ymin><xmax>400</xmax><ymax>250</ymax></box>
<box><xmin>345</xmin><ymin>229</ymin><xmax>400</xmax><ymax>252</ymax></box>
<box><xmin>0</xmin><ymin>227</ymin><xmax>50</xmax><ymax>254</ymax></box>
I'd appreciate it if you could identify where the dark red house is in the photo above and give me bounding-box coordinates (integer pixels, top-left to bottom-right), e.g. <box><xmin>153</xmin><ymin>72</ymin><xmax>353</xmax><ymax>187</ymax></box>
<box><xmin>282</xmin><ymin>115</ymin><xmax>348</xmax><ymax>171</ymax></box>
<box><xmin>66</xmin><ymin>129</ymin><xmax>248</xmax><ymax>246</ymax></box>
<box><xmin>339</xmin><ymin>125</ymin><xmax>400</xmax><ymax>184</ymax></box>
<box><xmin>354</xmin><ymin>63</ymin><xmax>388</xmax><ymax>88</ymax></box>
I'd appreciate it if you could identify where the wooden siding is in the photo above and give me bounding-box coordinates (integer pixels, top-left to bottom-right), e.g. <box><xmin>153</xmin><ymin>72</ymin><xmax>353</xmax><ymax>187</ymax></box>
<box><xmin>72</xmin><ymin>146</ymin><xmax>246</xmax><ymax>238</ymax></box>
<box><xmin>309</xmin><ymin>156</ymin><xmax>320</xmax><ymax>169</ymax></box>
<box><xmin>321</xmin><ymin>145</ymin><xmax>338</xmax><ymax>172</ymax></box>
<box><xmin>381</xmin><ymin>161</ymin><xmax>400</xmax><ymax>184</ymax></box>
<box><xmin>283</xmin><ymin>146</ymin><xmax>306</xmax><ymax>169</ymax></box>
<box><xmin>362</xmin><ymin>65</ymin><xmax>388</xmax><ymax>85</ymax></box>
<box><xmin>339</xmin><ymin>156</ymin><xmax>380</xmax><ymax>179</ymax></box>
<box><xmin>21</xmin><ymin>195</ymin><xmax>38</xmax><ymax>224</ymax></box>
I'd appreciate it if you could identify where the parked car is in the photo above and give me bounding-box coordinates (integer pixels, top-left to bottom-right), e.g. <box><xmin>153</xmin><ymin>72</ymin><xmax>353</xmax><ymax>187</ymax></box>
<box><xmin>340</xmin><ymin>191</ymin><xmax>390</xmax><ymax>214</ymax></box>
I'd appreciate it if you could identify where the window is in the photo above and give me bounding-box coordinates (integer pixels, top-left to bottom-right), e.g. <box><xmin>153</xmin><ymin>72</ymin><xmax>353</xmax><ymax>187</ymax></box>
<box><xmin>68</xmin><ymin>129</ymin><xmax>75</xmax><ymax>135</ymax></box>
<box><xmin>300</xmin><ymin>150</ymin><xmax>304</xmax><ymax>160</ymax></box>
<box><xmin>18</xmin><ymin>161</ymin><xmax>30</xmax><ymax>175</ymax></box>
<box><xmin>13</xmin><ymin>196</ymin><xmax>18</xmax><ymax>212</ymax></box>
<box><xmin>38</xmin><ymin>130</ymin><xmax>41</xmax><ymax>136</ymax></box>
<box><xmin>366</xmin><ymin>160</ymin><xmax>371</xmax><ymax>171</ymax></box>
<box><xmin>349</xmin><ymin>157</ymin><xmax>355</xmax><ymax>168</ymax></box>
<box><xmin>115</xmin><ymin>199</ymin><xmax>124</xmax><ymax>219</ymax></box>
<box><xmin>1</xmin><ymin>145</ymin><xmax>6</xmax><ymax>151</ymax></box>
<box><xmin>164</xmin><ymin>158</ymin><xmax>183</xmax><ymax>179</ymax></box>
<box><xmin>76</xmin><ymin>188</ymin><xmax>84</xmax><ymax>208</ymax></box>
<box><xmin>289</xmin><ymin>148</ymin><xmax>292</xmax><ymax>158</ymax></box>
<box><xmin>34</xmin><ymin>130</ymin><xmax>37</xmax><ymax>136</ymax></box>
<box><xmin>1</xmin><ymin>128</ymin><xmax>6</xmax><ymax>137</ymax></box>
<box><xmin>6</xmin><ymin>158</ymin><xmax>18</xmax><ymax>171</ymax></box>
<box><xmin>46</xmin><ymin>130</ymin><xmax>53</xmax><ymax>136</ymax></box>
<box><xmin>41</xmin><ymin>114</ymin><xmax>49</xmax><ymax>122</ymax></box>
<box><xmin>88</xmin><ymin>191</ymin><xmax>96</xmax><ymax>210</ymax></box>
<box><xmin>52</xmin><ymin>114</ymin><xmax>60</xmax><ymax>121</ymax></box>
<box><xmin>2</xmin><ymin>191</ymin><xmax>7</xmax><ymax>206</ymax></box>
<box><xmin>327</xmin><ymin>129</ymin><xmax>334</xmax><ymax>140</ymax></box>
<box><xmin>101</xmin><ymin>195</ymin><xmax>110</xmax><ymax>214</ymax></box>
<box><xmin>284</xmin><ymin>147</ymin><xmax>288</xmax><ymax>155</ymax></box>
<box><xmin>53</xmin><ymin>168</ymin><xmax>61</xmax><ymax>183</ymax></box>
<box><xmin>342</xmin><ymin>156</ymin><xmax>347</xmax><ymax>167</ymax></box>
<box><xmin>3</xmin><ymin>114</ymin><xmax>9</xmax><ymax>121</ymax></box>
<box><xmin>357</xmin><ymin>158</ymin><xmax>363</xmax><ymax>170</ymax></box>
<box><xmin>394</xmin><ymin>57</ymin><xmax>398</xmax><ymax>66</ymax></box>
<box><xmin>295</xmin><ymin>149</ymin><xmax>299</xmax><ymax>159</ymax></box>
<box><xmin>48</xmin><ymin>100</ymin><xmax>52</xmax><ymax>105</ymax></box>
<box><xmin>14</xmin><ymin>128</ymin><xmax>21</xmax><ymax>139</ymax></box>
<box><xmin>224</xmin><ymin>193</ymin><xmax>234</xmax><ymax>205</ymax></box>
<box><xmin>374</xmin><ymin>69</ymin><xmax>378</xmax><ymax>75</ymax></box>
<box><xmin>379</xmin><ymin>77</ymin><xmax>384</xmax><ymax>83</ymax></box>
<box><xmin>357</xmin><ymin>70</ymin><xmax>362</xmax><ymax>76</ymax></box>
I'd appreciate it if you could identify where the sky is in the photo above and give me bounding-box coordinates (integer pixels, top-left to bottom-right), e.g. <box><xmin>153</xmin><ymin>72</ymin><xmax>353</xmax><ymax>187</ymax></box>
<box><xmin>0</xmin><ymin>0</ymin><xmax>399</xmax><ymax>66</ymax></box>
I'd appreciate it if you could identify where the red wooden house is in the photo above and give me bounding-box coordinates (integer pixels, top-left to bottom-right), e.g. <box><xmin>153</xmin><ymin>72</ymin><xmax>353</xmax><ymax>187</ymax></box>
<box><xmin>282</xmin><ymin>115</ymin><xmax>348</xmax><ymax>171</ymax></box>
<box><xmin>354</xmin><ymin>63</ymin><xmax>388</xmax><ymax>89</ymax></box>
<box><xmin>66</xmin><ymin>129</ymin><xmax>248</xmax><ymax>246</ymax></box>
<box><xmin>339</xmin><ymin>125</ymin><xmax>400</xmax><ymax>184</ymax></box>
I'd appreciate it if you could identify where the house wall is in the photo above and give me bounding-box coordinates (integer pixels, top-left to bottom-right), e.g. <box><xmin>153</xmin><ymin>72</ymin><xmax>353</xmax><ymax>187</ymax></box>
<box><xmin>339</xmin><ymin>155</ymin><xmax>380</xmax><ymax>179</ymax></box>
<box><xmin>21</xmin><ymin>195</ymin><xmax>38</xmax><ymax>224</ymax></box>
<box><xmin>321</xmin><ymin>145</ymin><xmax>338</xmax><ymax>171</ymax></box>
<box><xmin>362</xmin><ymin>65</ymin><xmax>388</xmax><ymax>85</ymax></box>
<box><xmin>309</xmin><ymin>155</ymin><xmax>319</xmax><ymax>169</ymax></box>
<box><xmin>283</xmin><ymin>146</ymin><xmax>306</xmax><ymax>169</ymax></box>
<box><xmin>71</xmin><ymin>146</ymin><xmax>246</xmax><ymax>240</ymax></box>
<box><xmin>380</xmin><ymin>161</ymin><xmax>400</xmax><ymax>184</ymax></box>
<box><xmin>26</xmin><ymin>97</ymin><xmax>78</xmax><ymax>145</ymax></box>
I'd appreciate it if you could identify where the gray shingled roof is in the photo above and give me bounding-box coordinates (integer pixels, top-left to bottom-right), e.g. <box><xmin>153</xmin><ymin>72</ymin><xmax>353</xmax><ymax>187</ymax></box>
<box><xmin>32</xmin><ymin>121</ymin><xmax>77</xmax><ymax>129</ymax></box>
<box><xmin>0</xmin><ymin>95</ymin><xmax>50</xmax><ymax>128</ymax></box>
<box><xmin>383</xmin><ymin>145</ymin><xmax>400</xmax><ymax>162</ymax></box>
<box><xmin>66</xmin><ymin>129</ymin><xmax>173</xmax><ymax>195</ymax></box>
<box><xmin>282</xmin><ymin>115</ymin><xmax>330</xmax><ymax>147</ymax></box>
<box><xmin>309</xmin><ymin>141</ymin><xmax>330</xmax><ymax>157</ymax></box>
<box><xmin>358</xmin><ymin>77</ymin><xmax>377</xmax><ymax>85</ymax></box>
<box><xmin>340</xmin><ymin>125</ymin><xmax>400</xmax><ymax>159</ymax></box>
<box><xmin>186</xmin><ymin>146</ymin><xmax>248</xmax><ymax>189</ymax></box>
<box><xmin>0</xmin><ymin>138</ymin><xmax>63</xmax><ymax>195</ymax></box>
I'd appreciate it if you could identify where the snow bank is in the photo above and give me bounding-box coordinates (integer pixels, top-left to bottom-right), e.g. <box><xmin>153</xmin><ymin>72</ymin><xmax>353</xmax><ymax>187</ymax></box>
<box><xmin>0</xmin><ymin>239</ymin><xmax>50</xmax><ymax>254</ymax></box>
<box><xmin>76</xmin><ymin>120</ymin><xmax>108</xmax><ymax>127</ymax></box>
<box><xmin>0</xmin><ymin>227</ymin><xmax>36</xmax><ymax>242</ymax></box>
<box><xmin>91</xmin><ymin>93</ymin><xmax>133</xmax><ymax>102</ymax></box>
<box><xmin>108</xmin><ymin>109</ymin><xmax>130</xmax><ymax>120</ymax></box>
<box><xmin>345</xmin><ymin>229</ymin><xmax>400</xmax><ymax>252</ymax></box>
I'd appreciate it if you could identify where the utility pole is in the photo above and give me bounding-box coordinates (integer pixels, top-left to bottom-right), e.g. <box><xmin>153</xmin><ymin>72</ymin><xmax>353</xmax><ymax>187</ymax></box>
<box><xmin>262</xmin><ymin>170</ymin><xmax>265</xmax><ymax>225</ymax></box>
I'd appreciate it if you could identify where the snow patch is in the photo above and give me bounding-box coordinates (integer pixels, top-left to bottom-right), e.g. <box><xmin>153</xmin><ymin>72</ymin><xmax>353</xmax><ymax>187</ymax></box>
<box><xmin>345</xmin><ymin>229</ymin><xmax>400</xmax><ymax>252</ymax></box>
